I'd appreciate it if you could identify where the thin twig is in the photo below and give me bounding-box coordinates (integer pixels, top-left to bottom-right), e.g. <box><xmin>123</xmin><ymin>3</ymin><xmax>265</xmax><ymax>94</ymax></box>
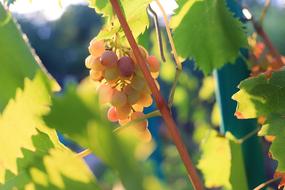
<box><xmin>253</xmin><ymin>177</ymin><xmax>281</xmax><ymax>190</ymax></box>
<box><xmin>259</xmin><ymin>0</ymin><xmax>270</xmax><ymax>25</ymax></box>
<box><xmin>252</xmin><ymin>19</ymin><xmax>284</xmax><ymax>69</ymax></box>
<box><xmin>233</xmin><ymin>127</ymin><xmax>260</xmax><ymax>144</ymax></box>
<box><xmin>148</xmin><ymin>4</ymin><xmax>166</xmax><ymax>62</ymax></box>
<box><xmin>109</xmin><ymin>1</ymin><xmax>204</xmax><ymax>189</ymax></box>
<box><xmin>114</xmin><ymin>110</ymin><xmax>161</xmax><ymax>132</ymax></box>
<box><xmin>77</xmin><ymin>149</ymin><xmax>92</xmax><ymax>158</ymax></box>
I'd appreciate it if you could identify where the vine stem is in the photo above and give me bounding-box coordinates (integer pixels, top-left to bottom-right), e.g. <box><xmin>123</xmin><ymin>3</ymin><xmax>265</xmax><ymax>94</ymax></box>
<box><xmin>252</xmin><ymin>19</ymin><xmax>284</xmax><ymax>69</ymax></box>
<box><xmin>109</xmin><ymin>0</ymin><xmax>204</xmax><ymax>189</ymax></box>
<box><xmin>253</xmin><ymin>177</ymin><xmax>281</xmax><ymax>190</ymax></box>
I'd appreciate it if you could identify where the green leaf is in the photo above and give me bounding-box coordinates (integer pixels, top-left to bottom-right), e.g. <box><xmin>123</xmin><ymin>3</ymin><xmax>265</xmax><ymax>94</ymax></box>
<box><xmin>259</xmin><ymin>114</ymin><xmax>285</xmax><ymax>172</ymax></box>
<box><xmin>0</xmin><ymin>3</ymin><xmax>58</xmax><ymax>111</ymax></box>
<box><xmin>233</xmin><ymin>69</ymin><xmax>285</xmax><ymax>173</ymax></box>
<box><xmin>233</xmin><ymin>70</ymin><xmax>285</xmax><ymax>119</ymax></box>
<box><xmin>0</xmin><ymin>73</ymin><xmax>99</xmax><ymax>189</ymax></box>
<box><xmin>172</xmin><ymin>0</ymin><xmax>247</xmax><ymax>74</ymax></box>
<box><xmin>198</xmin><ymin>130</ymin><xmax>248</xmax><ymax>189</ymax></box>
<box><xmin>44</xmin><ymin>79</ymin><xmax>153</xmax><ymax>190</ymax></box>
<box><xmin>90</xmin><ymin>0</ymin><xmax>151</xmax><ymax>39</ymax></box>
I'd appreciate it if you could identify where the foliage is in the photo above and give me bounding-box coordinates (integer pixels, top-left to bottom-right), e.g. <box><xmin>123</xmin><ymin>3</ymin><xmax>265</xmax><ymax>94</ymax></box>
<box><xmin>1</xmin><ymin>0</ymin><xmax>284</xmax><ymax>189</ymax></box>
<box><xmin>233</xmin><ymin>69</ymin><xmax>285</xmax><ymax>172</ymax></box>
<box><xmin>171</xmin><ymin>0</ymin><xmax>247</xmax><ymax>74</ymax></box>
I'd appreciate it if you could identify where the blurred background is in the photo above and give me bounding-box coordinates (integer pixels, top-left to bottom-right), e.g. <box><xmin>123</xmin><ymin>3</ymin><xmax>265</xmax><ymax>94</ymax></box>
<box><xmin>5</xmin><ymin>0</ymin><xmax>285</xmax><ymax>189</ymax></box>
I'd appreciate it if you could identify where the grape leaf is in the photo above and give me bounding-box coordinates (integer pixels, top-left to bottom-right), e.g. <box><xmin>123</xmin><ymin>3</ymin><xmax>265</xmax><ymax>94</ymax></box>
<box><xmin>197</xmin><ymin>130</ymin><xmax>248</xmax><ymax>189</ymax></box>
<box><xmin>0</xmin><ymin>73</ymin><xmax>99</xmax><ymax>189</ymax></box>
<box><xmin>44</xmin><ymin>79</ymin><xmax>154</xmax><ymax>190</ymax></box>
<box><xmin>233</xmin><ymin>69</ymin><xmax>285</xmax><ymax>175</ymax></box>
<box><xmin>89</xmin><ymin>0</ymin><xmax>151</xmax><ymax>39</ymax></box>
<box><xmin>172</xmin><ymin>0</ymin><xmax>247</xmax><ymax>74</ymax></box>
<box><xmin>0</xmin><ymin>3</ymin><xmax>58</xmax><ymax>111</ymax></box>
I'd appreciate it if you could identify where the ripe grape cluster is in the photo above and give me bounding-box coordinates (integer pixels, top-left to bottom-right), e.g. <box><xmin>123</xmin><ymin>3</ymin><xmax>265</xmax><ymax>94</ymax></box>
<box><xmin>85</xmin><ymin>38</ymin><xmax>160</xmax><ymax>142</ymax></box>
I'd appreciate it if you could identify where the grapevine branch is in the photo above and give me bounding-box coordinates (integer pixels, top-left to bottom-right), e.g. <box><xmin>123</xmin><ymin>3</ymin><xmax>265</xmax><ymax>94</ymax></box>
<box><xmin>253</xmin><ymin>176</ymin><xmax>281</xmax><ymax>190</ymax></box>
<box><xmin>252</xmin><ymin>19</ymin><xmax>284</xmax><ymax>69</ymax></box>
<box><xmin>109</xmin><ymin>0</ymin><xmax>204</xmax><ymax>189</ymax></box>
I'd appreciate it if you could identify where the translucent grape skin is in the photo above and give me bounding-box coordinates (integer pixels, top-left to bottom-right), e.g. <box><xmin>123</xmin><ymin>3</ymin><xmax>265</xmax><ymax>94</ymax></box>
<box><xmin>107</xmin><ymin>107</ymin><xmax>118</xmax><ymax>122</ymax></box>
<box><xmin>88</xmin><ymin>39</ymin><xmax>105</xmax><ymax>58</ymax></box>
<box><xmin>100</xmin><ymin>50</ymin><xmax>118</xmax><ymax>67</ymax></box>
<box><xmin>118</xmin><ymin>56</ymin><xmax>135</xmax><ymax>77</ymax></box>
<box><xmin>130</xmin><ymin>112</ymin><xmax>148</xmax><ymax>131</ymax></box>
<box><xmin>116</xmin><ymin>104</ymin><xmax>132</xmax><ymax>120</ymax></box>
<box><xmin>111</xmin><ymin>90</ymin><xmax>127</xmax><ymax>107</ymax></box>
<box><xmin>91</xmin><ymin>57</ymin><xmax>105</xmax><ymax>71</ymax></box>
<box><xmin>147</xmin><ymin>55</ymin><xmax>160</xmax><ymax>72</ymax></box>
<box><xmin>124</xmin><ymin>85</ymin><xmax>140</xmax><ymax>105</ymax></box>
<box><xmin>90</xmin><ymin>70</ymin><xmax>103</xmax><ymax>81</ymax></box>
<box><xmin>104</xmin><ymin>66</ymin><xmax>119</xmax><ymax>81</ymax></box>
<box><xmin>97</xmin><ymin>84</ymin><xmax>114</xmax><ymax>104</ymax></box>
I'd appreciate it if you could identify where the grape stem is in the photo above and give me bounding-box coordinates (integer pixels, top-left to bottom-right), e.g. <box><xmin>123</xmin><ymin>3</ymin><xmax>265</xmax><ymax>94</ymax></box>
<box><xmin>248</xmin><ymin>13</ymin><xmax>284</xmax><ymax>69</ymax></box>
<box><xmin>109</xmin><ymin>1</ymin><xmax>204</xmax><ymax>189</ymax></box>
<box><xmin>114</xmin><ymin>110</ymin><xmax>161</xmax><ymax>132</ymax></box>
<box><xmin>259</xmin><ymin>0</ymin><xmax>270</xmax><ymax>25</ymax></box>
<box><xmin>231</xmin><ymin>127</ymin><xmax>260</xmax><ymax>144</ymax></box>
<box><xmin>77</xmin><ymin>149</ymin><xmax>92</xmax><ymax>158</ymax></box>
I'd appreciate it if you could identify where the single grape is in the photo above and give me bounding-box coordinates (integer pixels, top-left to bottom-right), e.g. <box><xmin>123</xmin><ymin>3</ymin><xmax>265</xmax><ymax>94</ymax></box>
<box><xmin>132</xmin><ymin>103</ymin><xmax>144</xmax><ymax>112</ymax></box>
<box><xmin>88</xmin><ymin>39</ymin><xmax>105</xmax><ymax>58</ymax></box>
<box><xmin>130</xmin><ymin>112</ymin><xmax>148</xmax><ymax>131</ymax></box>
<box><xmin>104</xmin><ymin>66</ymin><xmax>119</xmax><ymax>81</ymax></box>
<box><xmin>116</xmin><ymin>104</ymin><xmax>132</xmax><ymax>120</ymax></box>
<box><xmin>137</xmin><ymin>92</ymin><xmax>153</xmax><ymax>107</ymax></box>
<box><xmin>124</xmin><ymin>85</ymin><xmax>140</xmax><ymax>105</ymax></box>
<box><xmin>119</xmin><ymin>118</ymin><xmax>131</xmax><ymax>126</ymax></box>
<box><xmin>85</xmin><ymin>55</ymin><xmax>92</xmax><ymax>69</ymax></box>
<box><xmin>90</xmin><ymin>70</ymin><xmax>103</xmax><ymax>81</ymax></box>
<box><xmin>147</xmin><ymin>55</ymin><xmax>160</xmax><ymax>72</ymax></box>
<box><xmin>91</xmin><ymin>57</ymin><xmax>105</xmax><ymax>71</ymax></box>
<box><xmin>118</xmin><ymin>56</ymin><xmax>135</xmax><ymax>77</ymax></box>
<box><xmin>131</xmin><ymin>75</ymin><xmax>146</xmax><ymax>91</ymax></box>
<box><xmin>97</xmin><ymin>84</ymin><xmax>114</xmax><ymax>104</ymax></box>
<box><xmin>107</xmin><ymin>107</ymin><xmax>118</xmax><ymax>122</ymax></box>
<box><xmin>100</xmin><ymin>50</ymin><xmax>118</xmax><ymax>67</ymax></box>
<box><xmin>111</xmin><ymin>90</ymin><xmax>127</xmax><ymax>107</ymax></box>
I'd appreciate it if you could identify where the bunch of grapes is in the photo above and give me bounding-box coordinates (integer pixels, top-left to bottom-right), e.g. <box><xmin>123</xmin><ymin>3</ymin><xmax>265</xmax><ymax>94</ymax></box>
<box><xmin>85</xmin><ymin>38</ymin><xmax>161</xmax><ymax>142</ymax></box>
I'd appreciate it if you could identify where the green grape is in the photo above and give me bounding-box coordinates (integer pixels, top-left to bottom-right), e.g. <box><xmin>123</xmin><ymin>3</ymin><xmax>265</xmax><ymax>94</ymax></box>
<box><xmin>97</xmin><ymin>84</ymin><xmax>114</xmax><ymax>104</ymax></box>
<box><xmin>90</xmin><ymin>70</ymin><xmax>103</xmax><ymax>81</ymax></box>
<box><xmin>101</xmin><ymin>50</ymin><xmax>118</xmax><ymax>67</ymax></box>
<box><xmin>116</xmin><ymin>104</ymin><xmax>132</xmax><ymax>120</ymax></box>
<box><xmin>131</xmin><ymin>75</ymin><xmax>146</xmax><ymax>91</ymax></box>
<box><xmin>130</xmin><ymin>112</ymin><xmax>148</xmax><ymax>131</ymax></box>
<box><xmin>137</xmin><ymin>92</ymin><xmax>153</xmax><ymax>107</ymax></box>
<box><xmin>91</xmin><ymin>57</ymin><xmax>105</xmax><ymax>71</ymax></box>
<box><xmin>124</xmin><ymin>85</ymin><xmax>140</xmax><ymax>105</ymax></box>
<box><xmin>104</xmin><ymin>66</ymin><xmax>119</xmax><ymax>81</ymax></box>
<box><xmin>111</xmin><ymin>90</ymin><xmax>127</xmax><ymax>107</ymax></box>
<box><xmin>88</xmin><ymin>39</ymin><xmax>105</xmax><ymax>58</ymax></box>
